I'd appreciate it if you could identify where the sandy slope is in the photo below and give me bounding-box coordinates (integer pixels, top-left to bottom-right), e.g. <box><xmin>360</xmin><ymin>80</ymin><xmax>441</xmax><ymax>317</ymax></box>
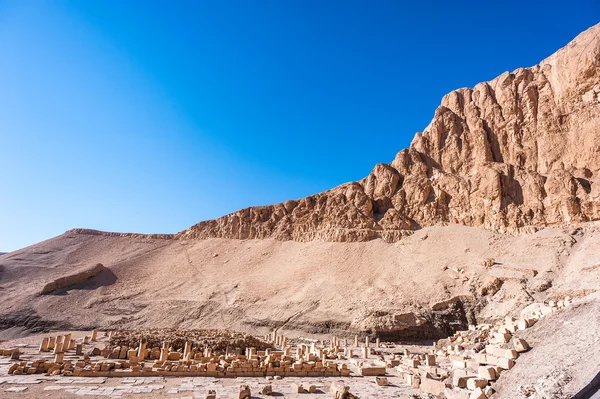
<box><xmin>1</xmin><ymin>224</ymin><xmax>599</xmax><ymax>397</ymax></box>
<box><xmin>1</xmin><ymin>223</ymin><xmax>598</xmax><ymax>341</ymax></box>
<box><xmin>493</xmin><ymin>292</ymin><xmax>600</xmax><ymax>399</ymax></box>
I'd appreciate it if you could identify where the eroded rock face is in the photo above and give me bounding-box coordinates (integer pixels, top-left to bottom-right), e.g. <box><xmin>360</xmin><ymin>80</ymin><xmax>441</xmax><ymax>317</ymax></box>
<box><xmin>40</xmin><ymin>263</ymin><xmax>107</xmax><ymax>295</ymax></box>
<box><xmin>179</xmin><ymin>24</ymin><xmax>600</xmax><ymax>243</ymax></box>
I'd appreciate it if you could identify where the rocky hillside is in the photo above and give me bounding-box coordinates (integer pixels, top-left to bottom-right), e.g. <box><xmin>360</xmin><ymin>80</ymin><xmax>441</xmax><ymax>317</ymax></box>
<box><xmin>179</xmin><ymin>24</ymin><xmax>600</xmax><ymax>243</ymax></box>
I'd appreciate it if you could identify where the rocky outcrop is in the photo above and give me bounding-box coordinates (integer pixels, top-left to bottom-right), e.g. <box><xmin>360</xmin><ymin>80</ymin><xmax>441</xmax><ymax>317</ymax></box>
<box><xmin>178</xmin><ymin>24</ymin><xmax>600</xmax><ymax>243</ymax></box>
<box><xmin>40</xmin><ymin>263</ymin><xmax>108</xmax><ymax>295</ymax></box>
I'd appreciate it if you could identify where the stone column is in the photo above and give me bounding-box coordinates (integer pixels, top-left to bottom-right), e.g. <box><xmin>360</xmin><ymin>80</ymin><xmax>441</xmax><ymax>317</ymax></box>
<box><xmin>376</xmin><ymin>337</ymin><xmax>380</xmax><ymax>348</ymax></box>
<box><xmin>39</xmin><ymin>337</ymin><xmax>49</xmax><ymax>352</ymax></box>
<box><xmin>354</xmin><ymin>335</ymin><xmax>358</xmax><ymax>347</ymax></box>
<box><xmin>63</xmin><ymin>334</ymin><xmax>71</xmax><ymax>351</ymax></box>
<box><xmin>91</xmin><ymin>329</ymin><xmax>98</xmax><ymax>341</ymax></box>
<box><xmin>183</xmin><ymin>341</ymin><xmax>191</xmax><ymax>360</ymax></box>
<box><xmin>365</xmin><ymin>336</ymin><xmax>369</xmax><ymax>348</ymax></box>
<box><xmin>54</xmin><ymin>336</ymin><xmax>64</xmax><ymax>354</ymax></box>
<box><xmin>48</xmin><ymin>337</ymin><xmax>56</xmax><ymax>350</ymax></box>
<box><xmin>76</xmin><ymin>343</ymin><xmax>83</xmax><ymax>356</ymax></box>
<box><xmin>137</xmin><ymin>340</ymin><xmax>147</xmax><ymax>359</ymax></box>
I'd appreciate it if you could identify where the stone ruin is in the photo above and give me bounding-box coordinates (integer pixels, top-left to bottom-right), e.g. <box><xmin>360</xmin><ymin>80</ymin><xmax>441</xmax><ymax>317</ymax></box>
<box><xmin>396</xmin><ymin>296</ymin><xmax>573</xmax><ymax>398</ymax></box>
<box><xmin>0</xmin><ymin>296</ymin><xmax>575</xmax><ymax>398</ymax></box>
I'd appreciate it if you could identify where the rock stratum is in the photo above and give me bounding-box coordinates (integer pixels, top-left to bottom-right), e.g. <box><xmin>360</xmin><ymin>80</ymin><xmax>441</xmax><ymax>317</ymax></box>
<box><xmin>179</xmin><ymin>24</ymin><xmax>600</xmax><ymax>243</ymax></box>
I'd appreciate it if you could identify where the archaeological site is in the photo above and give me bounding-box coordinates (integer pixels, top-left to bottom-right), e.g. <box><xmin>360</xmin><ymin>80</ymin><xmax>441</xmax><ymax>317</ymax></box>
<box><xmin>1</xmin><ymin>17</ymin><xmax>600</xmax><ymax>399</ymax></box>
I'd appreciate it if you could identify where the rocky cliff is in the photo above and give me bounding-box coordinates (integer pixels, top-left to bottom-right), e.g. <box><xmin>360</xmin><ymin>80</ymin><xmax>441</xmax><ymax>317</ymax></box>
<box><xmin>179</xmin><ymin>24</ymin><xmax>600</xmax><ymax>243</ymax></box>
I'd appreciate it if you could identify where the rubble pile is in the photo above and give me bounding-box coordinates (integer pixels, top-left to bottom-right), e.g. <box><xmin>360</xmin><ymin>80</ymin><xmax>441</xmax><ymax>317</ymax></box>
<box><xmin>108</xmin><ymin>329</ymin><xmax>272</xmax><ymax>354</ymax></box>
<box><xmin>392</xmin><ymin>297</ymin><xmax>573</xmax><ymax>398</ymax></box>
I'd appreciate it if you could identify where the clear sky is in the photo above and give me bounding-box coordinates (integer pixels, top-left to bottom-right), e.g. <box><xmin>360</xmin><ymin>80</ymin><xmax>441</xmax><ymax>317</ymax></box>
<box><xmin>0</xmin><ymin>1</ymin><xmax>598</xmax><ymax>252</ymax></box>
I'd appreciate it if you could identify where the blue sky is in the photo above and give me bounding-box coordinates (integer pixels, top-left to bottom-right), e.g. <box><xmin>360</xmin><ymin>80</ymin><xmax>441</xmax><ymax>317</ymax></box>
<box><xmin>0</xmin><ymin>1</ymin><xmax>598</xmax><ymax>252</ymax></box>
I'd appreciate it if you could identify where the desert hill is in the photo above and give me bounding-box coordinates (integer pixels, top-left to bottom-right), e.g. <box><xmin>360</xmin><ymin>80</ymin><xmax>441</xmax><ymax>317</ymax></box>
<box><xmin>1</xmin><ymin>221</ymin><xmax>599</xmax><ymax>339</ymax></box>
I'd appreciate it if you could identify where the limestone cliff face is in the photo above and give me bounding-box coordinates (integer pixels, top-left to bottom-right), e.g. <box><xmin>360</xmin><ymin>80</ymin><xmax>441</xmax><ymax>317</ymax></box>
<box><xmin>179</xmin><ymin>24</ymin><xmax>600</xmax><ymax>242</ymax></box>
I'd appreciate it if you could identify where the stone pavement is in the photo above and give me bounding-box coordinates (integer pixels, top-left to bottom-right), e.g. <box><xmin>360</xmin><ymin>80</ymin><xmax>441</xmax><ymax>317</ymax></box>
<box><xmin>0</xmin><ymin>374</ymin><xmax>417</xmax><ymax>398</ymax></box>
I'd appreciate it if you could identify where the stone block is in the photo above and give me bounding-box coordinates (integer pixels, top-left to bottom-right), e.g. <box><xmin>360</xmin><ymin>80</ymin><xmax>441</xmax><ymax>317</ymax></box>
<box><xmin>497</xmin><ymin>326</ymin><xmax>509</xmax><ymax>334</ymax></box>
<box><xmin>260</xmin><ymin>384</ymin><xmax>273</xmax><ymax>395</ymax></box>
<box><xmin>376</xmin><ymin>376</ymin><xmax>389</xmax><ymax>386</ymax></box>
<box><xmin>505</xmin><ymin>323</ymin><xmax>518</xmax><ymax>333</ymax></box>
<box><xmin>453</xmin><ymin>375</ymin><xmax>469</xmax><ymax>389</ymax></box>
<box><xmin>497</xmin><ymin>357</ymin><xmax>515</xmax><ymax>370</ymax></box>
<box><xmin>466</xmin><ymin>377</ymin><xmax>487</xmax><ymax>390</ymax></box>
<box><xmin>483</xmin><ymin>386</ymin><xmax>494</xmax><ymax>397</ymax></box>
<box><xmin>291</xmin><ymin>383</ymin><xmax>305</xmax><ymax>393</ymax></box>
<box><xmin>469</xmin><ymin>387</ymin><xmax>487</xmax><ymax>399</ymax></box>
<box><xmin>444</xmin><ymin>388</ymin><xmax>470</xmax><ymax>399</ymax></box>
<box><xmin>205</xmin><ymin>389</ymin><xmax>216</xmax><ymax>399</ymax></box>
<box><xmin>405</xmin><ymin>373</ymin><xmax>420</xmax><ymax>389</ymax></box>
<box><xmin>472</xmin><ymin>353</ymin><xmax>486</xmax><ymax>364</ymax></box>
<box><xmin>239</xmin><ymin>385</ymin><xmax>251</xmax><ymax>399</ymax></box>
<box><xmin>360</xmin><ymin>366</ymin><xmax>386</xmax><ymax>376</ymax></box>
<box><xmin>517</xmin><ymin>319</ymin><xmax>529</xmax><ymax>330</ymax></box>
<box><xmin>308</xmin><ymin>385</ymin><xmax>317</xmax><ymax>393</ymax></box>
<box><xmin>513</xmin><ymin>338</ymin><xmax>530</xmax><ymax>352</ymax></box>
<box><xmin>466</xmin><ymin>360</ymin><xmax>479</xmax><ymax>370</ymax></box>
<box><xmin>478</xmin><ymin>366</ymin><xmax>496</xmax><ymax>380</ymax></box>
<box><xmin>330</xmin><ymin>382</ymin><xmax>354</xmax><ymax>399</ymax></box>
<box><xmin>420</xmin><ymin>376</ymin><xmax>445</xmax><ymax>396</ymax></box>
<box><xmin>424</xmin><ymin>354</ymin><xmax>436</xmax><ymax>366</ymax></box>
<box><xmin>492</xmin><ymin>332</ymin><xmax>511</xmax><ymax>343</ymax></box>
<box><xmin>486</xmin><ymin>346</ymin><xmax>517</xmax><ymax>359</ymax></box>
<box><xmin>484</xmin><ymin>354</ymin><xmax>498</xmax><ymax>365</ymax></box>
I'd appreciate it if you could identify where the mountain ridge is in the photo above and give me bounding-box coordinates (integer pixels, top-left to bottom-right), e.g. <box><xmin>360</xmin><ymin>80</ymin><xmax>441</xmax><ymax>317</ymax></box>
<box><xmin>175</xmin><ymin>23</ymin><xmax>600</xmax><ymax>243</ymax></box>
<box><xmin>30</xmin><ymin>24</ymin><xmax>600</xmax><ymax>246</ymax></box>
